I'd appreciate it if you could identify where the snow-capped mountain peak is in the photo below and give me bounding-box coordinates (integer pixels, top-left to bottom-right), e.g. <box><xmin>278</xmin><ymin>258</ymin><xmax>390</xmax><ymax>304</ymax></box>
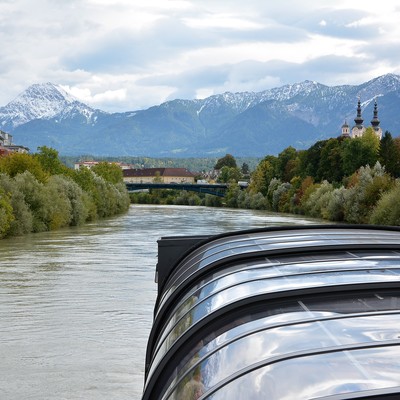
<box><xmin>0</xmin><ymin>82</ymin><xmax>99</xmax><ymax>129</ymax></box>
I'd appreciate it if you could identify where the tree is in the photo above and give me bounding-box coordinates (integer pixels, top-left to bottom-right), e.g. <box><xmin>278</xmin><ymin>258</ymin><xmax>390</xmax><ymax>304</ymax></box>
<box><xmin>379</xmin><ymin>132</ymin><xmax>400</xmax><ymax>178</ymax></box>
<box><xmin>241</xmin><ymin>162</ymin><xmax>250</xmax><ymax>177</ymax></box>
<box><xmin>214</xmin><ymin>154</ymin><xmax>237</xmax><ymax>170</ymax></box>
<box><xmin>0</xmin><ymin>152</ymin><xmax>48</xmax><ymax>183</ymax></box>
<box><xmin>0</xmin><ymin>188</ymin><xmax>14</xmax><ymax>238</ymax></box>
<box><xmin>300</xmin><ymin>140</ymin><xmax>327</xmax><ymax>180</ymax></box>
<box><xmin>318</xmin><ymin>138</ymin><xmax>345</xmax><ymax>182</ymax></box>
<box><xmin>91</xmin><ymin>162</ymin><xmax>123</xmax><ymax>184</ymax></box>
<box><xmin>34</xmin><ymin>146</ymin><xmax>68</xmax><ymax>176</ymax></box>
<box><xmin>152</xmin><ymin>171</ymin><xmax>163</xmax><ymax>183</ymax></box>
<box><xmin>249</xmin><ymin>159</ymin><xmax>275</xmax><ymax>195</ymax></box>
<box><xmin>342</xmin><ymin>129</ymin><xmax>380</xmax><ymax>176</ymax></box>
<box><xmin>393</xmin><ymin>137</ymin><xmax>400</xmax><ymax>177</ymax></box>
<box><xmin>370</xmin><ymin>181</ymin><xmax>400</xmax><ymax>225</ymax></box>
<box><xmin>225</xmin><ymin>183</ymin><xmax>241</xmax><ymax>208</ymax></box>
<box><xmin>0</xmin><ymin>173</ymin><xmax>33</xmax><ymax>236</ymax></box>
<box><xmin>218</xmin><ymin>166</ymin><xmax>241</xmax><ymax>183</ymax></box>
<box><xmin>276</xmin><ymin>146</ymin><xmax>298</xmax><ymax>181</ymax></box>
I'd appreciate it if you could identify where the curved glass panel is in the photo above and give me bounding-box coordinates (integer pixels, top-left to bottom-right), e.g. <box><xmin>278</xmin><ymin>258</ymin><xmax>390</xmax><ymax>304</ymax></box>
<box><xmin>148</xmin><ymin>268</ymin><xmax>400</xmax><ymax>381</ymax></box>
<box><xmin>159</xmin><ymin>291</ymin><xmax>400</xmax><ymax>400</ymax></box>
<box><xmin>156</xmin><ymin>258</ymin><xmax>400</xmax><ymax>349</ymax></box>
<box><xmin>165</xmin><ymin>314</ymin><xmax>400</xmax><ymax>399</ymax></box>
<box><xmin>168</xmin><ymin>230</ymin><xmax>400</xmax><ymax>287</ymax></box>
<box><xmin>159</xmin><ymin>230</ymin><xmax>400</xmax><ymax>311</ymax></box>
<box><xmin>204</xmin><ymin>345</ymin><xmax>400</xmax><ymax>400</ymax></box>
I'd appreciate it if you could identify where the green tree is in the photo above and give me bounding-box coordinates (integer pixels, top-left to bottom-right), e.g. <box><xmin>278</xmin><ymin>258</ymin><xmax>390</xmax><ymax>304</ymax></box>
<box><xmin>370</xmin><ymin>181</ymin><xmax>400</xmax><ymax>225</ymax></box>
<box><xmin>343</xmin><ymin>163</ymin><xmax>392</xmax><ymax>224</ymax></box>
<box><xmin>152</xmin><ymin>171</ymin><xmax>163</xmax><ymax>183</ymax></box>
<box><xmin>300</xmin><ymin>140</ymin><xmax>327</xmax><ymax>180</ymax></box>
<box><xmin>0</xmin><ymin>152</ymin><xmax>48</xmax><ymax>183</ymax></box>
<box><xmin>276</xmin><ymin>146</ymin><xmax>298</xmax><ymax>181</ymax></box>
<box><xmin>91</xmin><ymin>162</ymin><xmax>123</xmax><ymax>184</ymax></box>
<box><xmin>13</xmin><ymin>171</ymin><xmax>49</xmax><ymax>232</ymax></box>
<box><xmin>225</xmin><ymin>183</ymin><xmax>241</xmax><ymax>208</ymax></box>
<box><xmin>342</xmin><ymin>129</ymin><xmax>380</xmax><ymax>176</ymax></box>
<box><xmin>241</xmin><ymin>162</ymin><xmax>250</xmax><ymax>176</ymax></box>
<box><xmin>218</xmin><ymin>166</ymin><xmax>241</xmax><ymax>183</ymax></box>
<box><xmin>379</xmin><ymin>132</ymin><xmax>400</xmax><ymax>178</ymax></box>
<box><xmin>35</xmin><ymin>146</ymin><xmax>68</xmax><ymax>176</ymax></box>
<box><xmin>44</xmin><ymin>176</ymin><xmax>73</xmax><ymax>230</ymax></box>
<box><xmin>249</xmin><ymin>159</ymin><xmax>275</xmax><ymax>195</ymax></box>
<box><xmin>318</xmin><ymin>138</ymin><xmax>345</xmax><ymax>182</ymax></box>
<box><xmin>0</xmin><ymin>187</ymin><xmax>14</xmax><ymax>238</ymax></box>
<box><xmin>0</xmin><ymin>174</ymin><xmax>33</xmax><ymax>236</ymax></box>
<box><xmin>215</xmin><ymin>154</ymin><xmax>237</xmax><ymax>170</ymax></box>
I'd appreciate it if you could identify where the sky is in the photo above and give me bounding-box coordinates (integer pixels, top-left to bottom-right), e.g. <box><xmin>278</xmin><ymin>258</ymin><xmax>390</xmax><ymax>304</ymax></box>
<box><xmin>1</xmin><ymin>0</ymin><xmax>400</xmax><ymax>113</ymax></box>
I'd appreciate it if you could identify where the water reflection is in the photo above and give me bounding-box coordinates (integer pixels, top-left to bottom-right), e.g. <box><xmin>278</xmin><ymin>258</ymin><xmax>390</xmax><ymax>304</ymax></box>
<box><xmin>0</xmin><ymin>205</ymin><xmax>323</xmax><ymax>400</ymax></box>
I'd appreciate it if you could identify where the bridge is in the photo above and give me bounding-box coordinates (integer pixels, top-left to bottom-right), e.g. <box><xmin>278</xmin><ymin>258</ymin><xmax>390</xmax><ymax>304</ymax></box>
<box><xmin>125</xmin><ymin>182</ymin><xmax>230</xmax><ymax>197</ymax></box>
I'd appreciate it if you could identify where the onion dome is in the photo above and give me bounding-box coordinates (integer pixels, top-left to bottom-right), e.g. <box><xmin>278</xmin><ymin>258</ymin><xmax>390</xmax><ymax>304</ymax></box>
<box><xmin>371</xmin><ymin>99</ymin><xmax>380</xmax><ymax>128</ymax></box>
<box><xmin>354</xmin><ymin>98</ymin><xmax>363</xmax><ymax>127</ymax></box>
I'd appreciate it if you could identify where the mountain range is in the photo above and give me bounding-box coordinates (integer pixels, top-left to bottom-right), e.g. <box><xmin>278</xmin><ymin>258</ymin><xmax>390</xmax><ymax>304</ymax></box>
<box><xmin>1</xmin><ymin>74</ymin><xmax>400</xmax><ymax>157</ymax></box>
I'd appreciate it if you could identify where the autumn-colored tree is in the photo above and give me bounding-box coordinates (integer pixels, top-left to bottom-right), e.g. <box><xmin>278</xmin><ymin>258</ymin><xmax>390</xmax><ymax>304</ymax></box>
<box><xmin>0</xmin><ymin>152</ymin><xmax>48</xmax><ymax>182</ymax></box>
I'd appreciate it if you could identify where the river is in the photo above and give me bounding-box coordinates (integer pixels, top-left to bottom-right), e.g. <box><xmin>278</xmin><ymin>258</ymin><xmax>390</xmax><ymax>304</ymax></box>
<box><xmin>0</xmin><ymin>204</ymin><xmax>325</xmax><ymax>400</ymax></box>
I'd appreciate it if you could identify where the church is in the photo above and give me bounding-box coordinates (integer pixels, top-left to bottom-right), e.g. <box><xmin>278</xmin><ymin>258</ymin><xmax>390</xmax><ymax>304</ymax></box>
<box><xmin>341</xmin><ymin>99</ymin><xmax>382</xmax><ymax>140</ymax></box>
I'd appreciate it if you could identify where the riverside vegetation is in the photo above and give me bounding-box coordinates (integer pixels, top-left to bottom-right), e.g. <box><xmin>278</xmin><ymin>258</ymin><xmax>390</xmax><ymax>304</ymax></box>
<box><xmin>0</xmin><ymin>146</ymin><xmax>130</xmax><ymax>239</ymax></box>
<box><xmin>131</xmin><ymin>129</ymin><xmax>400</xmax><ymax>226</ymax></box>
<box><xmin>2</xmin><ymin>128</ymin><xmax>400</xmax><ymax>239</ymax></box>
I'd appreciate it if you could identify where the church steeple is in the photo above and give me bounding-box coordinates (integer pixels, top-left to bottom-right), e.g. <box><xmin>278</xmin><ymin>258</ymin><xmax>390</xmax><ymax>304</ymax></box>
<box><xmin>354</xmin><ymin>98</ymin><xmax>363</xmax><ymax>128</ymax></box>
<box><xmin>371</xmin><ymin>99</ymin><xmax>380</xmax><ymax>129</ymax></box>
<box><xmin>341</xmin><ymin>120</ymin><xmax>350</xmax><ymax>137</ymax></box>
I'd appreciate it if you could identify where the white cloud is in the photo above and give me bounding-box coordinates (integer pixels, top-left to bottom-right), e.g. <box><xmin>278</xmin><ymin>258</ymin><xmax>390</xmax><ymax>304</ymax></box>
<box><xmin>0</xmin><ymin>0</ymin><xmax>400</xmax><ymax>112</ymax></box>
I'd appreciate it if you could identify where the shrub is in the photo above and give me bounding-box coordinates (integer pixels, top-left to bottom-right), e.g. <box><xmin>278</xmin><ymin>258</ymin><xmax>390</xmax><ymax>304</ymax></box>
<box><xmin>13</xmin><ymin>171</ymin><xmax>49</xmax><ymax>232</ymax></box>
<box><xmin>0</xmin><ymin>187</ymin><xmax>14</xmax><ymax>238</ymax></box>
<box><xmin>343</xmin><ymin>163</ymin><xmax>393</xmax><ymax>224</ymax></box>
<box><xmin>249</xmin><ymin>192</ymin><xmax>269</xmax><ymax>210</ymax></box>
<box><xmin>324</xmin><ymin>186</ymin><xmax>346</xmax><ymax>221</ymax></box>
<box><xmin>204</xmin><ymin>195</ymin><xmax>222</xmax><ymax>207</ymax></box>
<box><xmin>369</xmin><ymin>181</ymin><xmax>400</xmax><ymax>225</ymax></box>
<box><xmin>271</xmin><ymin>182</ymin><xmax>291</xmax><ymax>212</ymax></box>
<box><xmin>302</xmin><ymin>181</ymin><xmax>334</xmax><ymax>218</ymax></box>
<box><xmin>0</xmin><ymin>173</ymin><xmax>33</xmax><ymax>236</ymax></box>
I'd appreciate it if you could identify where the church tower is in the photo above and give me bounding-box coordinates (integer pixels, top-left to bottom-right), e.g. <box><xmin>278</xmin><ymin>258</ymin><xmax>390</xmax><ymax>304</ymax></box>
<box><xmin>341</xmin><ymin>120</ymin><xmax>350</xmax><ymax>137</ymax></box>
<box><xmin>351</xmin><ymin>98</ymin><xmax>366</xmax><ymax>138</ymax></box>
<box><xmin>370</xmin><ymin>99</ymin><xmax>382</xmax><ymax>139</ymax></box>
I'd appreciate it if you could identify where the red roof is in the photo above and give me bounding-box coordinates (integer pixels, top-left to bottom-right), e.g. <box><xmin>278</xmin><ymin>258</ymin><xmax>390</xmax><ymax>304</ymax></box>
<box><xmin>123</xmin><ymin>168</ymin><xmax>195</xmax><ymax>178</ymax></box>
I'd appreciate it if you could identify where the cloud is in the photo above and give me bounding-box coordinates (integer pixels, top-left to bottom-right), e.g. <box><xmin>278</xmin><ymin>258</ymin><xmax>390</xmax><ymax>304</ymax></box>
<box><xmin>0</xmin><ymin>0</ymin><xmax>400</xmax><ymax>112</ymax></box>
<box><xmin>63</xmin><ymin>16</ymin><xmax>216</xmax><ymax>73</ymax></box>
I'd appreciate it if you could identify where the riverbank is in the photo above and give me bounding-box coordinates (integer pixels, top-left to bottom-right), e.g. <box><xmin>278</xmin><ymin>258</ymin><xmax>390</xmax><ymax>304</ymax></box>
<box><xmin>129</xmin><ymin>163</ymin><xmax>400</xmax><ymax>226</ymax></box>
<box><xmin>0</xmin><ymin>149</ymin><xmax>130</xmax><ymax>239</ymax></box>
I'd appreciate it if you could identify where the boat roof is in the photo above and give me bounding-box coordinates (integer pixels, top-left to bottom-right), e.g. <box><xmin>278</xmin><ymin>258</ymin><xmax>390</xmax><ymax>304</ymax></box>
<box><xmin>142</xmin><ymin>225</ymin><xmax>400</xmax><ymax>400</ymax></box>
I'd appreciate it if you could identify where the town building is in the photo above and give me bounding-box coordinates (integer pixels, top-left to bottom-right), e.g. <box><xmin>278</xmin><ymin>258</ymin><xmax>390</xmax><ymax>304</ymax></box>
<box><xmin>74</xmin><ymin>161</ymin><xmax>132</xmax><ymax>170</ymax></box>
<box><xmin>123</xmin><ymin>168</ymin><xmax>196</xmax><ymax>184</ymax></box>
<box><xmin>0</xmin><ymin>130</ymin><xmax>29</xmax><ymax>154</ymax></box>
<box><xmin>341</xmin><ymin>99</ymin><xmax>382</xmax><ymax>140</ymax></box>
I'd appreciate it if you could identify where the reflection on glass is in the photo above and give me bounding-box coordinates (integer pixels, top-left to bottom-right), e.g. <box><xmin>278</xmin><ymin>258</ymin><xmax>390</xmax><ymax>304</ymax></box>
<box><xmin>207</xmin><ymin>346</ymin><xmax>400</xmax><ymax>400</ymax></box>
<box><xmin>167</xmin><ymin>314</ymin><xmax>400</xmax><ymax>399</ymax></box>
<box><xmin>158</xmin><ymin>291</ymin><xmax>400</xmax><ymax>400</ymax></box>
<box><xmin>155</xmin><ymin>255</ymin><xmax>400</xmax><ymax>356</ymax></box>
<box><xmin>165</xmin><ymin>229</ymin><xmax>400</xmax><ymax>296</ymax></box>
<box><xmin>150</xmin><ymin>269</ymin><xmax>400</xmax><ymax>380</ymax></box>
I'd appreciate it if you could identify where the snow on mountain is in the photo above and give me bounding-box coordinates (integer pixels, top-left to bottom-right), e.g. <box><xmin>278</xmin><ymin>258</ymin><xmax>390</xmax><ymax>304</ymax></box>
<box><xmin>1</xmin><ymin>73</ymin><xmax>400</xmax><ymax>157</ymax></box>
<box><xmin>0</xmin><ymin>82</ymin><xmax>102</xmax><ymax>130</ymax></box>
